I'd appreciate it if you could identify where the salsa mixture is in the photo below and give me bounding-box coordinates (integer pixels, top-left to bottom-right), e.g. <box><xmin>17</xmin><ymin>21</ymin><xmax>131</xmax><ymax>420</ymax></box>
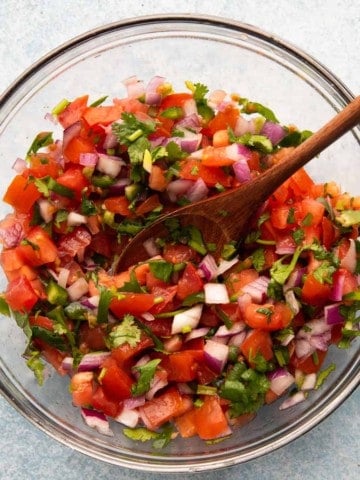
<box><xmin>0</xmin><ymin>76</ymin><xmax>359</xmax><ymax>446</ymax></box>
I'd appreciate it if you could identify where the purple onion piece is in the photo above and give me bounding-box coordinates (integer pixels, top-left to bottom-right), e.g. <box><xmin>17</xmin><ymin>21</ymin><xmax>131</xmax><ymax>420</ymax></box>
<box><xmin>77</xmin><ymin>351</ymin><xmax>111</xmax><ymax>372</ymax></box>
<box><xmin>81</xmin><ymin>408</ymin><xmax>113</xmax><ymax>436</ymax></box>
<box><xmin>261</xmin><ymin>121</ymin><xmax>286</xmax><ymax>145</ymax></box>
<box><xmin>203</xmin><ymin>339</ymin><xmax>229</xmax><ymax>373</ymax></box>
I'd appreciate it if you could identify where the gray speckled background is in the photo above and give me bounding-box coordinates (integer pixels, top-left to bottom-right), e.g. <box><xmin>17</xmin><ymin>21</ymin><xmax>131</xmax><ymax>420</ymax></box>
<box><xmin>0</xmin><ymin>1</ymin><xmax>359</xmax><ymax>479</ymax></box>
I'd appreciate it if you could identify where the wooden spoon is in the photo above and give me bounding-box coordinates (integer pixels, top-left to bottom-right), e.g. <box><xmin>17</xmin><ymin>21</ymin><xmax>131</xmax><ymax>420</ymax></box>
<box><xmin>118</xmin><ymin>96</ymin><xmax>360</xmax><ymax>269</ymax></box>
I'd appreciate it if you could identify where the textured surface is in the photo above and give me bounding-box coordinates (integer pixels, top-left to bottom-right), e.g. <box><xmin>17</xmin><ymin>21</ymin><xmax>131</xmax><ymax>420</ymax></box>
<box><xmin>0</xmin><ymin>1</ymin><xmax>359</xmax><ymax>479</ymax></box>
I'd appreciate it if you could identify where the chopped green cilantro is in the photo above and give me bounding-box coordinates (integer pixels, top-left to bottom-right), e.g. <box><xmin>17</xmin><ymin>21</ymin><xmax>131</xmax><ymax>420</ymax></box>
<box><xmin>123</xmin><ymin>425</ymin><xmax>173</xmax><ymax>449</ymax></box>
<box><xmin>270</xmin><ymin>246</ymin><xmax>302</xmax><ymax>285</ymax></box>
<box><xmin>25</xmin><ymin>349</ymin><xmax>45</xmax><ymax>386</ymax></box>
<box><xmin>97</xmin><ymin>288</ymin><xmax>115</xmax><ymax>323</ymax></box>
<box><xmin>251</xmin><ymin>248</ymin><xmax>265</xmax><ymax>272</ymax></box>
<box><xmin>132</xmin><ymin>359</ymin><xmax>161</xmax><ymax>396</ymax></box>
<box><xmin>108</xmin><ymin>314</ymin><xmax>142</xmax><ymax>348</ymax></box>
<box><xmin>149</xmin><ymin>260</ymin><xmax>174</xmax><ymax>283</ymax></box>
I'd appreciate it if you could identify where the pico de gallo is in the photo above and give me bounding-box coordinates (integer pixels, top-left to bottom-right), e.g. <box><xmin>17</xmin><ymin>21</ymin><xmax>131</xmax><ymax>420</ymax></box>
<box><xmin>0</xmin><ymin>76</ymin><xmax>359</xmax><ymax>446</ymax></box>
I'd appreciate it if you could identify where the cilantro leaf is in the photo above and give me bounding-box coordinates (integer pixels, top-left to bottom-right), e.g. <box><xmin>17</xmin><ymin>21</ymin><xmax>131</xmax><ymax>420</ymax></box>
<box><xmin>132</xmin><ymin>359</ymin><xmax>161</xmax><ymax>396</ymax></box>
<box><xmin>25</xmin><ymin>348</ymin><xmax>46</xmax><ymax>386</ymax></box>
<box><xmin>313</xmin><ymin>261</ymin><xmax>336</xmax><ymax>284</ymax></box>
<box><xmin>27</xmin><ymin>131</ymin><xmax>54</xmax><ymax>156</ymax></box>
<box><xmin>112</xmin><ymin>113</ymin><xmax>156</xmax><ymax>146</ymax></box>
<box><xmin>252</xmin><ymin>248</ymin><xmax>265</xmax><ymax>272</ymax></box>
<box><xmin>108</xmin><ymin>314</ymin><xmax>142</xmax><ymax>348</ymax></box>
<box><xmin>119</xmin><ymin>270</ymin><xmax>144</xmax><ymax>293</ymax></box>
<box><xmin>270</xmin><ymin>246</ymin><xmax>303</xmax><ymax>285</ymax></box>
<box><xmin>123</xmin><ymin>425</ymin><xmax>173</xmax><ymax>449</ymax></box>
<box><xmin>149</xmin><ymin>260</ymin><xmax>173</xmax><ymax>283</ymax></box>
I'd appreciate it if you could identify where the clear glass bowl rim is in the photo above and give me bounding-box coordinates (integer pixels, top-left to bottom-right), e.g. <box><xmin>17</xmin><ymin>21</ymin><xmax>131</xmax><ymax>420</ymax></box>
<box><xmin>0</xmin><ymin>13</ymin><xmax>359</xmax><ymax>473</ymax></box>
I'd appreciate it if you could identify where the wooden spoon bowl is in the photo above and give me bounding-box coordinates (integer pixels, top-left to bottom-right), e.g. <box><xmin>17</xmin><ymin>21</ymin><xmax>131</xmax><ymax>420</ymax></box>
<box><xmin>118</xmin><ymin>96</ymin><xmax>360</xmax><ymax>269</ymax></box>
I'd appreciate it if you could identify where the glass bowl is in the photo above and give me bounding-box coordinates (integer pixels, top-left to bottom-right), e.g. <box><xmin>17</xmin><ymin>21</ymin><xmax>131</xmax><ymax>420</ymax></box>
<box><xmin>0</xmin><ymin>14</ymin><xmax>359</xmax><ymax>473</ymax></box>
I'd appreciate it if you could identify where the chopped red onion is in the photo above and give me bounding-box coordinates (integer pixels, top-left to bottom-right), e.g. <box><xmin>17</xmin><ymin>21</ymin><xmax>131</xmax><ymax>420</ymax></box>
<box><xmin>123</xmin><ymin>75</ymin><xmax>145</xmax><ymax>99</ymax></box>
<box><xmin>267</xmin><ymin>368</ymin><xmax>295</xmax><ymax>396</ymax></box>
<box><xmin>183</xmin><ymin>98</ymin><xmax>198</xmax><ymax>116</ymax></box>
<box><xmin>203</xmin><ymin>339</ymin><xmax>229</xmax><ymax>373</ymax></box>
<box><xmin>77</xmin><ymin>351</ymin><xmax>111</xmax><ymax>372</ymax></box>
<box><xmin>61</xmin><ymin>356</ymin><xmax>74</xmax><ymax>372</ymax></box>
<box><xmin>185</xmin><ymin>327</ymin><xmax>210</xmax><ymax>342</ymax></box>
<box><xmin>309</xmin><ymin>332</ymin><xmax>331</xmax><ymax>351</ymax></box>
<box><xmin>115</xmin><ymin>408</ymin><xmax>140</xmax><ymax>428</ymax></box>
<box><xmin>275</xmin><ymin>240</ymin><xmax>296</xmax><ymax>255</ymax></box>
<box><xmin>163</xmin><ymin>335</ymin><xmax>183</xmax><ymax>353</ymax></box>
<box><xmin>176</xmin><ymin>113</ymin><xmax>201</xmax><ymax>131</ymax></box>
<box><xmin>301</xmin><ymin>373</ymin><xmax>317</xmax><ymax>391</ymax></box>
<box><xmin>123</xmin><ymin>395</ymin><xmax>146</xmax><ymax>410</ymax></box>
<box><xmin>295</xmin><ymin>338</ymin><xmax>314</xmax><ymax>359</ymax></box>
<box><xmin>284</xmin><ymin>289</ymin><xmax>300</xmax><ymax>315</ymax></box>
<box><xmin>166</xmin><ymin>179</ymin><xmax>194</xmax><ymax>202</ymax></box>
<box><xmin>234</xmin><ymin>116</ymin><xmax>255</xmax><ymax>136</ymax></box>
<box><xmin>171</xmin><ymin>304</ymin><xmax>203</xmax><ymax>334</ymax></box>
<box><xmin>81</xmin><ymin>408</ymin><xmax>113</xmax><ymax>436</ymax></box>
<box><xmin>12</xmin><ymin>157</ymin><xmax>27</xmax><ymax>173</ymax></box>
<box><xmin>180</xmin><ymin>134</ymin><xmax>203</xmax><ymax>154</ymax></box>
<box><xmin>279</xmin><ymin>391</ymin><xmax>306</xmax><ymax>410</ymax></box>
<box><xmin>324</xmin><ymin>303</ymin><xmax>344</xmax><ymax>325</ymax></box>
<box><xmin>145</xmin><ymin>76</ymin><xmax>165</xmax><ymax>105</ymax></box>
<box><xmin>204</xmin><ymin>283</ymin><xmax>230</xmax><ymax>304</ymax></box>
<box><xmin>261</xmin><ymin>121</ymin><xmax>286</xmax><ymax>145</ymax></box>
<box><xmin>146</xmin><ymin>374</ymin><xmax>169</xmax><ymax>400</ymax></box>
<box><xmin>237</xmin><ymin>292</ymin><xmax>252</xmax><ymax>315</ymax></box>
<box><xmin>62</xmin><ymin>121</ymin><xmax>82</xmax><ymax>157</ymax></box>
<box><xmin>340</xmin><ymin>238</ymin><xmax>356</xmax><ymax>273</ymax></box>
<box><xmin>108</xmin><ymin>178</ymin><xmax>131</xmax><ymax>195</ymax></box>
<box><xmin>198</xmin><ymin>254</ymin><xmax>218</xmax><ymax>281</ymax></box>
<box><xmin>280</xmin><ymin>332</ymin><xmax>295</xmax><ymax>347</ymax></box>
<box><xmin>79</xmin><ymin>152</ymin><xmax>98</xmax><ymax>167</ymax></box>
<box><xmin>67</xmin><ymin>277</ymin><xmax>89</xmax><ymax>301</ymax></box>
<box><xmin>97</xmin><ymin>154</ymin><xmax>125</xmax><ymax>178</ymax></box>
<box><xmin>226</xmin><ymin>143</ymin><xmax>252</xmax><ymax>162</ymax></box>
<box><xmin>329</xmin><ymin>270</ymin><xmax>345</xmax><ymax>301</ymax></box>
<box><xmin>177</xmin><ymin>382</ymin><xmax>194</xmax><ymax>394</ymax></box>
<box><xmin>242</xmin><ymin>276</ymin><xmax>270</xmax><ymax>303</ymax></box>
<box><xmin>186</xmin><ymin>177</ymin><xmax>209</xmax><ymax>202</ymax></box>
<box><xmin>207</xmin><ymin>89</ymin><xmax>227</xmax><ymax>108</ymax></box>
<box><xmin>284</xmin><ymin>268</ymin><xmax>306</xmax><ymax>290</ymax></box>
<box><xmin>298</xmin><ymin>318</ymin><xmax>331</xmax><ymax>338</ymax></box>
<box><xmin>233</xmin><ymin>160</ymin><xmax>251</xmax><ymax>183</ymax></box>
<box><xmin>215</xmin><ymin>322</ymin><xmax>246</xmax><ymax>337</ymax></box>
<box><xmin>212</xmin><ymin>336</ymin><xmax>229</xmax><ymax>345</ymax></box>
<box><xmin>57</xmin><ymin>268</ymin><xmax>70</xmax><ymax>288</ymax></box>
<box><xmin>228</xmin><ymin>331</ymin><xmax>247</xmax><ymax>347</ymax></box>
<box><xmin>44</xmin><ymin>112</ymin><xmax>58</xmax><ymax>125</ymax></box>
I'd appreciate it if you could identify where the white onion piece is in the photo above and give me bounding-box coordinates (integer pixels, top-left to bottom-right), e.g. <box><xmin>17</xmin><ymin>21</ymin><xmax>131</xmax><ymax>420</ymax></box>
<box><xmin>166</xmin><ymin>179</ymin><xmax>194</xmax><ymax>202</ymax></box>
<box><xmin>279</xmin><ymin>391</ymin><xmax>306</xmax><ymax>410</ymax></box>
<box><xmin>163</xmin><ymin>335</ymin><xmax>183</xmax><ymax>353</ymax></box>
<box><xmin>228</xmin><ymin>331</ymin><xmax>247</xmax><ymax>347</ymax></box>
<box><xmin>237</xmin><ymin>292</ymin><xmax>252</xmax><ymax>315</ymax></box>
<box><xmin>171</xmin><ymin>305</ymin><xmax>203</xmax><ymax>334</ymax></box>
<box><xmin>216</xmin><ymin>257</ymin><xmax>239</xmax><ymax>277</ymax></box>
<box><xmin>141</xmin><ymin>312</ymin><xmax>155</xmax><ymax>322</ymax></box>
<box><xmin>295</xmin><ymin>339</ymin><xmax>314</xmax><ymax>359</ymax></box>
<box><xmin>204</xmin><ymin>283</ymin><xmax>230</xmax><ymax>304</ymax></box>
<box><xmin>242</xmin><ymin>276</ymin><xmax>270</xmax><ymax>303</ymax></box>
<box><xmin>177</xmin><ymin>382</ymin><xmax>194</xmax><ymax>394</ymax></box>
<box><xmin>146</xmin><ymin>375</ymin><xmax>168</xmax><ymax>400</ymax></box>
<box><xmin>284</xmin><ymin>289</ymin><xmax>300</xmax><ymax>315</ymax></box>
<box><xmin>81</xmin><ymin>408</ymin><xmax>113</xmax><ymax>436</ymax></box>
<box><xmin>38</xmin><ymin>198</ymin><xmax>54</xmax><ymax>223</ymax></box>
<box><xmin>67</xmin><ymin>211</ymin><xmax>87</xmax><ymax>226</ymax></box>
<box><xmin>340</xmin><ymin>238</ymin><xmax>356</xmax><ymax>273</ymax></box>
<box><xmin>234</xmin><ymin>116</ymin><xmax>255</xmax><ymax>136</ymax></box>
<box><xmin>204</xmin><ymin>339</ymin><xmax>229</xmax><ymax>373</ymax></box>
<box><xmin>183</xmin><ymin>98</ymin><xmax>198</xmax><ymax>116</ymax></box>
<box><xmin>284</xmin><ymin>268</ymin><xmax>306</xmax><ymax>290</ymax></box>
<box><xmin>61</xmin><ymin>356</ymin><xmax>73</xmax><ymax>372</ymax></box>
<box><xmin>123</xmin><ymin>75</ymin><xmax>145</xmax><ymax>98</ymax></box>
<box><xmin>185</xmin><ymin>327</ymin><xmax>210</xmax><ymax>342</ymax></box>
<box><xmin>301</xmin><ymin>373</ymin><xmax>317</xmax><ymax>391</ymax></box>
<box><xmin>67</xmin><ymin>277</ymin><xmax>89</xmax><ymax>301</ymax></box>
<box><xmin>97</xmin><ymin>154</ymin><xmax>125</xmax><ymax>177</ymax></box>
<box><xmin>297</xmin><ymin>318</ymin><xmax>331</xmax><ymax>338</ymax></box>
<box><xmin>57</xmin><ymin>268</ymin><xmax>70</xmax><ymax>288</ymax></box>
<box><xmin>281</xmin><ymin>333</ymin><xmax>295</xmax><ymax>347</ymax></box>
<box><xmin>123</xmin><ymin>396</ymin><xmax>146</xmax><ymax>410</ymax></box>
<box><xmin>267</xmin><ymin>369</ymin><xmax>295</xmax><ymax>396</ymax></box>
<box><xmin>142</xmin><ymin>237</ymin><xmax>160</xmax><ymax>257</ymax></box>
<box><xmin>145</xmin><ymin>76</ymin><xmax>165</xmax><ymax>105</ymax></box>
<box><xmin>215</xmin><ymin>322</ymin><xmax>246</xmax><ymax>337</ymax></box>
<box><xmin>115</xmin><ymin>408</ymin><xmax>140</xmax><ymax>428</ymax></box>
<box><xmin>207</xmin><ymin>89</ymin><xmax>227</xmax><ymax>108</ymax></box>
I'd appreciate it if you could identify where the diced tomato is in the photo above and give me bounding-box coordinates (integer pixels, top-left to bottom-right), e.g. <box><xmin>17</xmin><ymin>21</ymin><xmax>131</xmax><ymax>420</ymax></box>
<box><xmin>63</xmin><ymin>135</ymin><xmax>97</xmax><ymax>164</ymax></box>
<box><xmin>163</xmin><ymin>244</ymin><xmax>199</xmax><ymax>264</ymax></box>
<box><xmin>241</xmin><ymin>329</ymin><xmax>273</xmax><ymax>366</ymax></box>
<box><xmin>148</xmin><ymin>165</ymin><xmax>168</xmax><ymax>192</ymax></box>
<box><xmin>225</xmin><ymin>269</ymin><xmax>259</xmax><ymax>296</ymax></box>
<box><xmin>322</xmin><ymin>216</ymin><xmax>336</xmax><ymax>250</ymax></box>
<box><xmin>82</xmin><ymin>104</ymin><xmax>123</xmax><ymax>127</ymax></box>
<box><xmin>301</xmin><ymin>273</ymin><xmax>332</xmax><ymax>305</ymax></box>
<box><xmin>265</xmin><ymin>389</ymin><xmax>280</xmax><ymax>404</ymax></box>
<box><xmin>139</xmin><ymin>316</ymin><xmax>173</xmax><ymax>337</ymax></box>
<box><xmin>3</xmin><ymin>175</ymin><xmax>41</xmax><ymax>214</ymax></box>
<box><xmin>179</xmin><ymin>158</ymin><xmax>233</xmax><ymax>188</ymax></box>
<box><xmin>207</xmin><ymin>106</ymin><xmax>239</xmax><ymax>135</ymax></box>
<box><xmin>32</xmin><ymin>338</ymin><xmax>67</xmax><ymax>375</ymax></box>
<box><xmin>29</xmin><ymin>315</ymin><xmax>54</xmax><ymax>331</ymax></box>
<box><xmin>243</xmin><ymin>302</ymin><xmax>293</xmax><ymax>331</ymax></box>
<box><xmin>100</xmin><ymin>357</ymin><xmax>133</xmax><ymax>401</ymax></box>
<box><xmin>26</xmin><ymin>153</ymin><xmax>61</xmax><ymax>179</ymax></box>
<box><xmin>89</xmin><ymin>231</ymin><xmax>113</xmax><ymax>258</ymax></box>
<box><xmin>176</xmin><ymin>263</ymin><xmax>204</xmax><ymax>300</ymax></box>
<box><xmin>175</xmin><ymin>407</ymin><xmax>197</xmax><ymax>438</ymax></box>
<box><xmin>332</xmin><ymin>268</ymin><xmax>358</xmax><ymax>297</ymax></box>
<box><xmin>103</xmin><ymin>196</ymin><xmax>132</xmax><ymax>216</ymax></box>
<box><xmin>196</xmin><ymin>363</ymin><xmax>219</xmax><ymax>385</ymax></box>
<box><xmin>70</xmin><ymin>372</ymin><xmax>94</xmax><ymax>407</ymax></box>
<box><xmin>160</xmin><ymin>93</ymin><xmax>193</xmax><ymax>110</ymax></box>
<box><xmin>212</xmin><ymin>129</ymin><xmax>230</xmax><ymax>148</ymax></box>
<box><xmin>110</xmin><ymin>293</ymin><xmax>156</xmax><ymax>317</ymax></box>
<box><xmin>57</xmin><ymin>226</ymin><xmax>92</xmax><ymax>258</ymax></box>
<box><xmin>56</xmin><ymin>167</ymin><xmax>90</xmax><ymax>200</ymax></box>
<box><xmin>290</xmin><ymin>349</ymin><xmax>327</xmax><ymax>374</ymax></box>
<box><xmin>270</xmin><ymin>205</ymin><xmax>294</xmax><ymax>230</ymax></box>
<box><xmin>161</xmin><ymin>350</ymin><xmax>202</xmax><ymax>382</ymax></box>
<box><xmin>5</xmin><ymin>275</ymin><xmax>39</xmax><ymax>312</ymax></box>
<box><xmin>79</xmin><ymin>324</ymin><xmax>107</xmax><ymax>351</ymax></box>
<box><xmin>0</xmin><ymin>248</ymin><xmax>25</xmax><ymax>272</ymax></box>
<box><xmin>295</xmin><ymin>198</ymin><xmax>325</xmax><ymax>227</ymax></box>
<box><xmin>139</xmin><ymin>387</ymin><xmax>191</xmax><ymax>430</ymax></box>
<box><xmin>91</xmin><ymin>385</ymin><xmax>122</xmax><ymax>417</ymax></box>
<box><xmin>111</xmin><ymin>335</ymin><xmax>154</xmax><ymax>366</ymax></box>
<box><xmin>201</xmin><ymin>146</ymin><xmax>236</xmax><ymax>167</ymax></box>
<box><xmin>289</xmin><ymin>167</ymin><xmax>315</xmax><ymax>196</ymax></box>
<box><xmin>198</xmin><ymin>306</ymin><xmax>222</xmax><ymax>327</ymax></box>
<box><xmin>193</xmin><ymin>395</ymin><xmax>229</xmax><ymax>440</ymax></box>
<box><xmin>58</xmin><ymin>95</ymin><xmax>89</xmax><ymax>129</ymax></box>
<box><xmin>17</xmin><ymin>226</ymin><xmax>58</xmax><ymax>266</ymax></box>
<box><xmin>135</xmin><ymin>194</ymin><xmax>162</xmax><ymax>216</ymax></box>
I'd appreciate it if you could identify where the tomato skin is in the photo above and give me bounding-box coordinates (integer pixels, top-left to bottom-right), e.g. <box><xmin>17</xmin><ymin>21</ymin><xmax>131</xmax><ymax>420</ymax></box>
<box><xmin>161</xmin><ymin>350</ymin><xmax>203</xmax><ymax>382</ymax></box>
<box><xmin>56</xmin><ymin>167</ymin><xmax>90</xmax><ymax>200</ymax></box>
<box><xmin>82</xmin><ymin>104</ymin><xmax>123</xmax><ymax>127</ymax></box>
<box><xmin>17</xmin><ymin>227</ymin><xmax>58</xmax><ymax>266</ymax></box>
<box><xmin>179</xmin><ymin>159</ymin><xmax>233</xmax><ymax>188</ymax></box>
<box><xmin>100</xmin><ymin>357</ymin><xmax>133</xmax><ymax>402</ymax></box>
<box><xmin>160</xmin><ymin>93</ymin><xmax>193</xmax><ymax>109</ymax></box>
<box><xmin>193</xmin><ymin>396</ymin><xmax>229</xmax><ymax>440</ymax></box>
<box><xmin>111</xmin><ymin>335</ymin><xmax>154</xmax><ymax>366</ymax></box>
<box><xmin>176</xmin><ymin>263</ymin><xmax>204</xmax><ymax>301</ymax></box>
<box><xmin>57</xmin><ymin>226</ymin><xmax>92</xmax><ymax>258</ymax></box>
<box><xmin>29</xmin><ymin>315</ymin><xmax>54</xmax><ymax>331</ymax></box>
<box><xmin>243</xmin><ymin>302</ymin><xmax>293</xmax><ymax>331</ymax></box>
<box><xmin>91</xmin><ymin>385</ymin><xmax>122</xmax><ymax>417</ymax></box>
<box><xmin>70</xmin><ymin>372</ymin><xmax>94</xmax><ymax>407</ymax></box>
<box><xmin>225</xmin><ymin>269</ymin><xmax>259</xmax><ymax>296</ymax></box>
<box><xmin>103</xmin><ymin>196</ymin><xmax>132</xmax><ymax>216</ymax></box>
<box><xmin>58</xmin><ymin>95</ymin><xmax>89</xmax><ymax>129</ymax></box>
<box><xmin>5</xmin><ymin>275</ymin><xmax>39</xmax><ymax>312</ymax></box>
<box><xmin>207</xmin><ymin>106</ymin><xmax>239</xmax><ymax>135</ymax></box>
<box><xmin>110</xmin><ymin>293</ymin><xmax>156</xmax><ymax>317</ymax></box>
<box><xmin>241</xmin><ymin>329</ymin><xmax>273</xmax><ymax>367</ymax></box>
<box><xmin>290</xmin><ymin>349</ymin><xmax>327</xmax><ymax>374</ymax></box>
<box><xmin>163</xmin><ymin>244</ymin><xmax>199</xmax><ymax>264</ymax></box>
